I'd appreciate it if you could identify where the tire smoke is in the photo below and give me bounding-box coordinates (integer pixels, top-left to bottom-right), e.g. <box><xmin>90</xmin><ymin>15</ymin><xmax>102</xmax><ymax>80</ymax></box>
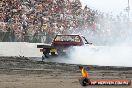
<box><xmin>68</xmin><ymin>14</ymin><xmax>132</xmax><ymax>67</ymax></box>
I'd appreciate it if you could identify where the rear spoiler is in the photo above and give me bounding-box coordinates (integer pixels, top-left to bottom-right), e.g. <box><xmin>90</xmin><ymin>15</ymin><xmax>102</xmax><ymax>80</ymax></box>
<box><xmin>37</xmin><ymin>45</ymin><xmax>44</xmax><ymax>48</ymax></box>
<box><xmin>37</xmin><ymin>45</ymin><xmax>54</xmax><ymax>48</ymax></box>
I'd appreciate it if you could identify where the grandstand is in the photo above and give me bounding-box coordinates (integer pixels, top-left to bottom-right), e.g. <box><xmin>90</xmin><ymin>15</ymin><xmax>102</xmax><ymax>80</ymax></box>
<box><xmin>0</xmin><ymin>0</ymin><xmax>97</xmax><ymax>43</ymax></box>
<box><xmin>0</xmin><ymin>0</ymin><xmax>130</xmax><ymax>44</ymax></box>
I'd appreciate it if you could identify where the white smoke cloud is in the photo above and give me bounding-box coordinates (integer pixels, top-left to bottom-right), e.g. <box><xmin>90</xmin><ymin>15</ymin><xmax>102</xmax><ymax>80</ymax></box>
<box><xmin>69</xmin><ymin>46</ymin><xmax>132</xmax><ymax>67</ymax></box>
<box><xmin>67</xmin><ymin>12</ymin><xmax>132</xmax><ymax>67</ymax></box>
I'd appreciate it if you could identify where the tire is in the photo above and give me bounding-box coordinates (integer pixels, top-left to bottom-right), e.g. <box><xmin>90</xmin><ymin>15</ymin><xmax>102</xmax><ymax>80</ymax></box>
<box><xmin>45</xmin><ymin>53</ymin><xmax>49</xmax><ymax>58</ymax></box>
<box><xmin>42</xmin><ymin>55</ymin><xmax>45</xmax><ymax>61</ymax></box>
<box><xmin>43</xmin><ymin>49</ymin><xmax>50</xmax><ymax>58</ymax></box>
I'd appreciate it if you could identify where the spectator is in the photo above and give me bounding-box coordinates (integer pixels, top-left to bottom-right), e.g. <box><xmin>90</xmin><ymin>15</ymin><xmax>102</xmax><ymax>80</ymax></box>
<box><xmin>0</xmin><ymin>0</ymin><xmax>129</xmax><ymax>43</ymax></box>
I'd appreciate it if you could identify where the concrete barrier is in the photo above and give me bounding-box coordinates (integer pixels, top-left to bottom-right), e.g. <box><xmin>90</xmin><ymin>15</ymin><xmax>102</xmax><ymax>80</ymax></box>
<box><xmin>0</xmin><ymin>42</ymin><xmax>43</xmax><ymax>57</ymax></box>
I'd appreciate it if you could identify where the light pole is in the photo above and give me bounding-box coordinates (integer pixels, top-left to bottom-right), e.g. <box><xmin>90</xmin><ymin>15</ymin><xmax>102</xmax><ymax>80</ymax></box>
<box><xmin>124</xmin><ymin>0</ymin><xmax>130</xmax><ymax>20</ymax></box>
<box><xmin>126</xmin><ymin>0</ymin><xmax>130</xmax><ymax>19</ymax></box>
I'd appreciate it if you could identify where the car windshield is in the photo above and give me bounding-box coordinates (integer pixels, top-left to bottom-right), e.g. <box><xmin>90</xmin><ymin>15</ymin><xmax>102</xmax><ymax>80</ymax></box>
<box><xmin>54</xmin><ymin>35</ymin><xmax>81</xmax><ymax>42</ymax></box>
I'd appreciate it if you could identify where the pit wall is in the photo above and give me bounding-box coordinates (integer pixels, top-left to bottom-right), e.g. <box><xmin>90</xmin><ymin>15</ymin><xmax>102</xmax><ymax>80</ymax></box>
<box><xmin>0</xmin><ymin>42</ymin><xmax>43</xmax><ymax>57</ymax></box>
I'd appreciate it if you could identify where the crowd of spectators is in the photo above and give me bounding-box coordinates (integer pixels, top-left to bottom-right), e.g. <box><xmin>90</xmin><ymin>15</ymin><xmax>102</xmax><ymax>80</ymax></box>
<box><xmin>0</xmin><ymin>0</ymin><xmax>97</xmax><ymax>42</ymax></box>
<box><xmin>0</xmin><ymin>0</ymin><xmax>131</xmax><ymax>44</ymax></box>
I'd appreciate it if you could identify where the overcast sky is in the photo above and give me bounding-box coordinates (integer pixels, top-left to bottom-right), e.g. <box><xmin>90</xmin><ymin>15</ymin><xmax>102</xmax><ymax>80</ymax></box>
<box><xmin>80</xmin><ymin>0</ymin><xmax>132</xmax><ymax>16</ymax></box>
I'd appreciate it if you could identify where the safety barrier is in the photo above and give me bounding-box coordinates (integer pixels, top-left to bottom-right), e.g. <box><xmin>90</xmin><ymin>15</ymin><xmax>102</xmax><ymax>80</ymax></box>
<box><xmin>0</xmin><ymin>42</ymin><xmax>43</xmax><ymax>57</ymax></box>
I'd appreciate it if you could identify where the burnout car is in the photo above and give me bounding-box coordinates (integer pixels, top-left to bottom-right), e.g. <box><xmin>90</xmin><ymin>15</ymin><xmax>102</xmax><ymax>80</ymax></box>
<box><xmin>37</xmin><ymin>34</ymin><xmax>92</xmax><ymax>59</ymax></box>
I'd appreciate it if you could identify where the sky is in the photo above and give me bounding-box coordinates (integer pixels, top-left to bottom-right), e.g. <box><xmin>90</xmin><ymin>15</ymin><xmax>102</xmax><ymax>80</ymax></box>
<box><xmin>80</xmin><ymin>0</ymin><xmax>132</xmax><ymax>16</ymax></box>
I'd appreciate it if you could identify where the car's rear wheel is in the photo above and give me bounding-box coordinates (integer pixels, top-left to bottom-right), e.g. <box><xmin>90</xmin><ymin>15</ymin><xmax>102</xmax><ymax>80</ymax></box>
<box><xmin>43</xmin><ymin>49</ymin><xmax>50</xmax><ymax>58</ymax></box>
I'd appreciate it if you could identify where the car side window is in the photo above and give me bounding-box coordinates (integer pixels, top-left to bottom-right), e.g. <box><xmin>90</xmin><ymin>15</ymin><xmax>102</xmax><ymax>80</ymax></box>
<box><xmin>55</xmin><ymin>36</ymin><xmax>61</xmax><ymax>41</ymax></box>
<box><xmin>74</xmin><ymin>36</ymin><xmax>80</xmax><ymax>42</ymax></box>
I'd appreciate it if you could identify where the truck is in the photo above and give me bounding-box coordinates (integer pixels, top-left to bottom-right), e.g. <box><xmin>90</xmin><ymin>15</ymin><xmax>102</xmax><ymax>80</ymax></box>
<box><xmin>37</xmin><ymin>34</ymin><xmax>92</xmax><ymax>59</ymax></box>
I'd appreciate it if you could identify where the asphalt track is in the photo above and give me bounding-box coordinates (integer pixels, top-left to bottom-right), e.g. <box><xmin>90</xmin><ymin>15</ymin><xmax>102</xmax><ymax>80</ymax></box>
<box><xmin>0</xmin><ymin>57</ymin><xmax>132</xmax><ymax>88</ymax></box>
